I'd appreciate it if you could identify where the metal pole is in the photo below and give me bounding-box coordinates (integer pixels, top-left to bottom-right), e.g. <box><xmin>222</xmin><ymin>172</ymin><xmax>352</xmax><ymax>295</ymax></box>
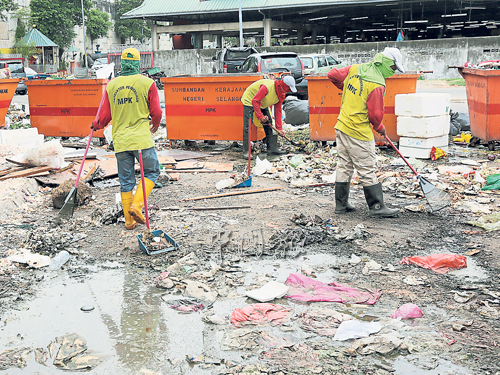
<box><xmin>81</xmin><ymin>0</ymin><xmax>87</xmax><ymax>69</ymax></box>
<box><xmin>238</xmin><ymin>0</ymin><xmax>243</xmax><ymax>47</ymax></box>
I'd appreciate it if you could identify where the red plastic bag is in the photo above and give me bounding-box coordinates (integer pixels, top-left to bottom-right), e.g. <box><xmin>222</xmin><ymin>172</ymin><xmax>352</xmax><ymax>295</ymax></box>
<box><xmin>390</xmin><ymin>303</ymin><xmax>423</xmax><ymax>319</ymax></box>
<box><xmin>400</xmin><ymin>254</ymin><xmax>467</xmax><ymax>274</ymax></box>
<box><xmin>230</xmin><ymin>303</ymin><xmax>294</xmax><ymax>327</ymax></box>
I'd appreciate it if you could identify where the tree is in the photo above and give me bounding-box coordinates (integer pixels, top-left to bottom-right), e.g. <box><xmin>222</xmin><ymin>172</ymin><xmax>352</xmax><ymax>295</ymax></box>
<box><xmin>14</xmin><ymin>41</ymin><xmax>38</xmax><ymax>60</ymax></box>
<box><xmin>13</xmin><ymin>7</ymin><xmax>30</xmax><ymax>42</ymax></box>
<box><xmin>0</xmin><ymin>0</ymin><xmax>17</xmax><ymax>21</ymax></box>
<box><xmin>30</xmin><ymin>0</ymin><xmax>92</xmax><ymax>58</ymax></box>
<box><xmin>86</xmin><ymin>7</ymin><xmax>112</xmax><ymax>46</ymax></box>
<box><xmin>115</xmin><ymin>0</ymin><xmax>150</xmax><ymax>44</ymax></box>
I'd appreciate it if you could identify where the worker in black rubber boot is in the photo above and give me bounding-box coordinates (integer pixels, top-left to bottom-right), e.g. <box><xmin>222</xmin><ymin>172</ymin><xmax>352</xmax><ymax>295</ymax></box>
<box><xmin>240</xmin><ymin>76</ymin><xmax>296</xmax><ymax>157</ymax></box>
<box><xmin>328</xmin><ymin>47</ymin><xmax>405</xmax><ymax>218</ymax></box>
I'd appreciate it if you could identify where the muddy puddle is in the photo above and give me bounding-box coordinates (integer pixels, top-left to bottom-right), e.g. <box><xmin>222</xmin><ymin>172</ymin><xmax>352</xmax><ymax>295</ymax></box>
<box><xmin>0</xmin><ymin>253</ymin><xmax>478</xmax><ymax>374</ymax></box>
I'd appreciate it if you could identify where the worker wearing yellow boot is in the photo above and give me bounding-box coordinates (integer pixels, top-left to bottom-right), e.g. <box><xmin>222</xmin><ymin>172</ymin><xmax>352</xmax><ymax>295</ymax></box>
<box><xmin>92</xmin><ymin>48</ymin><xmax>162</xmax><ymax>229</ymax></box>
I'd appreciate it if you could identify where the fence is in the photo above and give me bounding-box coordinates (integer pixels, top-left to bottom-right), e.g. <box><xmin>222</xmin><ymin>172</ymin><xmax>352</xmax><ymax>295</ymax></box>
<box><xmin>29</xmin><ymin>64</ymin><xmax>58</xmax><ymax>74</ymax></box>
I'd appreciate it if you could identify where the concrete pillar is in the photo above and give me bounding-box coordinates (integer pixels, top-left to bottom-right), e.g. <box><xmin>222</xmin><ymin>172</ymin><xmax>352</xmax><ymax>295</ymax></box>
<box><xmin>151</xmin><ymin>23</ymin><xmax>159</xmax><ymax>51</ymax></box>
<box><xmin>264</xmin><ymin>18</ymin><xmax>272</xmax><ymax>47</ymax></box>
<box><xmin>255</xmin><ymin>37</ymin><xmax>262</xmax><ymax>47</ymax></box>
<box><xmin>217</xmin><ymin>34</ymin><xmax>222</xmax><ymax>48</ymax></box>
<box><xmin>297</xmin><ymin>29</ymin><xmax>304</xmax><ymax>45</ymax></box>
<box><xmin>311</xmin><ymin>28</ymin><xmax>318</xmax><ymax>44</ymax></box>
<box><xmin>195</xmin><ymin>34</ymin><xmax>203</xmax><ymax>49</ymax></box>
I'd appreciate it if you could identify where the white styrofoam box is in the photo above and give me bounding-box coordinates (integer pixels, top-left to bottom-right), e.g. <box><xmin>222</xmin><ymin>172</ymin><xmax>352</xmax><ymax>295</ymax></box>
<box><xmin>397</xmin><ymin>114</ymin><xmax>450</xmax><ymax>138</ymax></box>
<box><xmin>0</xmin><ymin>128</ymin><xmax>44</xmax><ymax>147</ymax></box>
<box><xmin>395</xmin><ymin>93</ymin><xmax>451</xmax><ymax>117</ymax></box>
<box><xmin>399</xmin><ymin>135</ymin><xmax>449</xmax><ymax>159</ymax></box>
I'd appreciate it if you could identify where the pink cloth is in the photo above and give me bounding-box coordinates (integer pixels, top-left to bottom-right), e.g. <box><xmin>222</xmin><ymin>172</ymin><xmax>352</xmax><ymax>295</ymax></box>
<box><xmin>285</xmin><ymin>273</ymin><xmax>381</xmax><ymax>305</ymax></box>
<box><xmin>400</xmin><ymin>254</ymin><xmax>467</xmax><ymax>274</ymax></box>
<box><xmin>390</xmin><ymin>303</ymin><xmax>423</xmax><ymax>319</ymax></box>
<box><xmin>231</xmin><ymin>303</ymin><xmax>294</xmax><ymax>327</ymax></box>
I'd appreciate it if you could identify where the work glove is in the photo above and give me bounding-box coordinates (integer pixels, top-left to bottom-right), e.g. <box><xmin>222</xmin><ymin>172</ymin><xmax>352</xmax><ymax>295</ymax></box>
<box><xmin>374</xmin><ymin>124</ymin><xmax>386</xmax><ymax>137</ymax></box>
<box><xmin>90</xmin><ymin>122</ymin><xmax>96</xmax><ymax>131</ymax></box>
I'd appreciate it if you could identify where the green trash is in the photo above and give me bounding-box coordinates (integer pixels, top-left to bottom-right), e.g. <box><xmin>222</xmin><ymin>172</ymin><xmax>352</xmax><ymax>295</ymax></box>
<box><xmin>482</xmin><ymin>173</ymin><xmax>500</xmax><ymax>191</ymax></box>
<box><xmin>289</xmin><ymin>155</ymin><xmax>304</xmax><ymax>168</ymax></box>
<box><xmin>148</xmin><ymin>67</ymin><xmax>161</xmax><ymax>75</ymax></box>
<box><xmin>467</xmin><ymin>213</ymin><xmax>500</xmax><ymax>231</ymax></box>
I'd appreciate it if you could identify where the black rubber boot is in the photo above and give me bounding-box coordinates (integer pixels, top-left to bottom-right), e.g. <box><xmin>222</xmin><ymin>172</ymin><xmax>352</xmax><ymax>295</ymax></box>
<box><xmin>264</xmin><ymin>126</ymin><xmax>286</xmax><ymax>155</ymax></box>
<box><xmin>363</xmin><ymin>183</ymin><xmax>399</xmax><ymax>218</ymax></box>
<box><xmin>335</xmin><ymin>182</ymin><xmax>356</xmax><ymax>214</ymax></box>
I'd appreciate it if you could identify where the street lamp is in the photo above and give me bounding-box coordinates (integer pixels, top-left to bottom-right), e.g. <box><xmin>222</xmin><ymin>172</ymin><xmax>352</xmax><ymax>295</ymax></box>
<box><xmin>81</xmin><ymin>0</ymin><xmax>87</xmax><ymax>69</ymax></box>
<box><xmin>239</xmin><ymin>0</ymin><xmax>243</xmax><ymax>47</ymax></box>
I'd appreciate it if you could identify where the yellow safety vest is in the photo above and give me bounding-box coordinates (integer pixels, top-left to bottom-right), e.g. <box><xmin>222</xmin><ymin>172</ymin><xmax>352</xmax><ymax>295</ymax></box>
<box><xmin>106</xmin><ymin>74</ymin><xmax>156</xmax><ymax>153</ymax></box>
<box><xmin>241</xmin><ymin>79</ymin><xmax>279</xmax><ymax>128</ymax></box>
<box><xmin>335</xmin><ymin>65</ymin><xmax>384</xmax><ymax>142</ymax></box>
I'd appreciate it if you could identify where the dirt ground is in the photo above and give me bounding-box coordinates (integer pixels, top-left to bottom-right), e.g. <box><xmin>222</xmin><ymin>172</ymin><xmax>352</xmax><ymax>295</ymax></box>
<box><xmin>1</xmin><ymin>135</ymin><xmax>500</xmax><ymax>374</ymax></box>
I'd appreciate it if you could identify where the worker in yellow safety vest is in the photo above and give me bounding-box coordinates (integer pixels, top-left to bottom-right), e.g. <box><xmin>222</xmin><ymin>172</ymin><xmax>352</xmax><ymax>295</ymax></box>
<box><xmin>328</xmin><ymin>47</ymin><xmax>405</xmax><ymax>218</ymax></box>
<box><xmin>92</xmin><ymin>48</ymin><xmax>162</xmax><ymax>230</ymax></box>
<box><xmin>240</xmin><ymin>75</ymin><xmax>296</xmax><ymax>157</ymax></box>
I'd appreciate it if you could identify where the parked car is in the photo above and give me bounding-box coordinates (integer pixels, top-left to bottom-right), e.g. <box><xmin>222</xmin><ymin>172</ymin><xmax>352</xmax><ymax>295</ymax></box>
<box><xmin>25</xmin><ymin>67</ymin><xmax>51</xmax><ymax>80</ymax></box>
<box><xmin>90</xmin><ymin>57</ymin><xmax>109</xmax><ymax>76</ymax></box>
<box><xmin>300</xmin><ymin>54</ymin><xmax>344</xmax><ymax>74</ymax></box>
<box><xmin>237</xmin><ymin>52</ymin><xmax>308</xmax><ymax>99</ymax></box>
<box><xmin>213</xmin><ymin>47</ymin><xmax>258</xmax><ymax>73</ymax></box>
<box><xmin>2</xmin><ymin>60</ymin><xmax>27</xmax><ymax>95</ymax></box>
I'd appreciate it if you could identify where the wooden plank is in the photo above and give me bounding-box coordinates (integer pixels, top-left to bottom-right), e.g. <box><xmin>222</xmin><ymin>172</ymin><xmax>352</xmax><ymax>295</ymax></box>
<box><xmin>81</xmin><ymin>165</ymin><xmax>97</xmax><ymax>181</ymax></box>
<box><xmin>172</xmin><ymin>161</ymin><xmax>233</xmax><ymax>172</ymax></box>
<box><xmin>52</xmin><ymin>162</ymin><xmax>75</xmax><ymax>174</ymax></box>
<box><xmin>162</xmin><ymin>205</ymin><xmax>251</xmax><ymax>211</ymax></box>
<box><xmin>0</xmin><ymin>166</ymin><xmax>52</xmax><ymax>181</ymax></box>
<box><xmin>0</xmin><ymin>166</ymin><xmax>26</xmax><ymax>177</ymax></box>
<box><xmin>182</xmin><ymin>187</ymin><xmax>283</xmax><ymax>202</ymax></box>
<box><xmin>158</xmin><ymin>156</ymin><xmax>176</xmax><ymax>165</ymax></box>
<box><xmin>35</xmin><ymin>171</ymin><xmax>74</xmax><ymax>186</ymax></box>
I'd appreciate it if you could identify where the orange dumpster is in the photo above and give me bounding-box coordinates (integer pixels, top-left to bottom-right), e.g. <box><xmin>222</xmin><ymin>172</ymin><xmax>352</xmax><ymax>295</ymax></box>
<box><xmin>460</xmin><ymin>68</ymin><xmax>500</xmax><ymax>150</ymax></box>
<box><xmin>26</xmin><ymin>79</ymin><xmax>108</xmax><ymax>138</ymax></box>
<box><xmin>162</xmin><ymin>74</ymin><xmax>266</xmax><ymax>141</ymax></box>
<box><xmin>0</xmin><ymin>79</ymin><xmax>20</xmax><ymax>127</ymax></box>
<box><xmin>307</xmin><ymin>73</ymin><xmax>420</xmax><ymax>142</ymax></box>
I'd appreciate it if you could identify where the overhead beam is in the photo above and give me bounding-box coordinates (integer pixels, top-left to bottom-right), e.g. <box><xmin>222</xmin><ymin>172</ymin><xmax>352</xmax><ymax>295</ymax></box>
<box><xmin>156</xmin><ymin>20</ymin><xmax>294</xmax><ymax>34</ymax></box>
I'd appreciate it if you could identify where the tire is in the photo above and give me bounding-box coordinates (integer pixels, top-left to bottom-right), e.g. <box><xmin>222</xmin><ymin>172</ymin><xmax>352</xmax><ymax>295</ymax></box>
<box><xmin>19</xmin><ymin>90</ymin><xmax>27</xmax><ymax>95</ymax></box>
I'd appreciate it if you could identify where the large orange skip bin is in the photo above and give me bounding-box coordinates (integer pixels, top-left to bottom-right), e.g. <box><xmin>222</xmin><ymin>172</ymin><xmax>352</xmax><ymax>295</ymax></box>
<box><xmin>0</xmin><ymin>79</ymin><xmax>20</xmax><ymax>127</ymax></box>
<box><xmin>26</xmin><ymin>79</ymin><xmax>108</xmax><ymax>138</ymax></box>
<box><xmin>162</xmin><ymin>74</ymin><xmax>266</xmax><ymax>141</ymax></box>
<box><xmin>460</xmin><ymin>68</ymin><xmax>500</xmax><ymax>147</ymax></box>
<box><xmin>307</xmin><ymin>73</ymin><xmax>420</xmax><ymax>142</ymax></box>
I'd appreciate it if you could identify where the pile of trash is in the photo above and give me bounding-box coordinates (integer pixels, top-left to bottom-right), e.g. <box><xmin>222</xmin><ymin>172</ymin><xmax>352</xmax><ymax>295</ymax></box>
<box><xmin>4</xmin><ymin>103</ymin><xmax>30</xmax><ymax>130</ymax></box>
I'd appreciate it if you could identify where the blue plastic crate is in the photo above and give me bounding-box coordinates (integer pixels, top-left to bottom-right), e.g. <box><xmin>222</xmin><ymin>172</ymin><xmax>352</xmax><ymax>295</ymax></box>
<box><xmin>231</xmin><ymin>175</ymin><xmax>252</xmax><ymax>188</ymax></box>
<box><xmin>137</xmin><ymin>229</ymin><xmax>180</xmax><ymax>256</ymax></box>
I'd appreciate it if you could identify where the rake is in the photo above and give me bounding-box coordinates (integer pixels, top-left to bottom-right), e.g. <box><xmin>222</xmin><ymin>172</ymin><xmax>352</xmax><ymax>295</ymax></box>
<box><xmin>386</xmin><ymin>136</ymin><xmax>452</xmax><ymax>212</ymax></box>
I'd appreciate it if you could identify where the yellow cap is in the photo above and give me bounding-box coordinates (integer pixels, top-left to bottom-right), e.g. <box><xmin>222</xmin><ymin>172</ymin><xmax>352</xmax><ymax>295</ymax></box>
<box><xmin>121</xmin><ymin>48</ymin><xmax>140</xmax><ymax>61</ymax></box>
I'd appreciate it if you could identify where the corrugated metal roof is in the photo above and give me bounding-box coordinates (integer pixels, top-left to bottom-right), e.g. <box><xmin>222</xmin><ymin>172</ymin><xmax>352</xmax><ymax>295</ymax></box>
<box><xmin>123</xmin><ymin>0</ymin><xmax>383</xmax><ymax>18</ymax></box>
<box><xmin>15</xmin><ymin>28</ymin><xmax>57</xmax><ymax>47</ymax></box>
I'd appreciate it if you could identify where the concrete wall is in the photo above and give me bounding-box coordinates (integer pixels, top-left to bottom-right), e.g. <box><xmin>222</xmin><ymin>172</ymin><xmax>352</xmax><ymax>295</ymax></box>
<box><xmin>154</xmin><ymin>36</ymin><xmax>500</xmax><ymax>79</ymax></box>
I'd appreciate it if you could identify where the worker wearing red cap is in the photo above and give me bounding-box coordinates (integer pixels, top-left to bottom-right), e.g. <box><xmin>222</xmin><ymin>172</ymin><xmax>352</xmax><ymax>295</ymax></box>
<box><xmin>240</xmin><ymin>75</ymin><xmax>296</xmax><ymax>157</ymax></box>
<box><xmin>328</xmin><ymin>47</ymin><xmax>405</xmax><ymax>218</ymax></box>
<box><xmin>92</xmin><ymin>47</ymin><xmax>162</xmax><ymax>230</ymax></box>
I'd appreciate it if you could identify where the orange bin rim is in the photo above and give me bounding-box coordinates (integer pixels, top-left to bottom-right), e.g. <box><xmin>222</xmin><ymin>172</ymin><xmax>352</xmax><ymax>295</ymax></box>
<box><xmin>461</xmin><ymin>67</ymin><xmax>500</xmax><ymax>76</ymax></box>
<box><xmin>0</xmin><ymin>78</ymin><xmax>20</xmax><ymax>84</ymax></box>
<box><xmin>162</xmin><ymin>73</ymin><xmax>263</xmax><ymax>83</ymax></box>
<box><xmin>305</xmin><ymin>72</ymin><xmax>421</xmax><ymax>80</ymax></box>
<box><xmin>25</xmin><ymin>78</ymin><xmax>108</xmax><ymax>86</ymax></box>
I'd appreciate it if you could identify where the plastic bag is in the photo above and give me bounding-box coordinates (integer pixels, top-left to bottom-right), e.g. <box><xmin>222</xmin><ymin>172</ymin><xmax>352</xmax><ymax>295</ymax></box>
<box><xmin>399</xmin><ymin>254</ymin><xmax>467</xmax><ymax>274</ymax></box>
<box><xmin>252</xmin><ymin>156</ymin><xmax>272</xmax><ymax>176</ymax></box>
<box><xmin>390</xmin><ymin>303</ymin><xmax>423</xmax><ymax>319</ymax></box>
<box><xmin>333</xmin><ymin>320</ymin><xmax>382</xmax><ymax>341</ymax></box>
<box><xmin>289</xmin><ymin>155</ymin><xmax>303</xmax><ymax>168</ymax></box>
<box><xmin>430</xmin><ymin>146</ymin><xmax>448</xmax><ymax>161</ymax></box>
<box><xmin>19</xmin><ymin>139</ymin><xmax>65</xmax><ymax>170</ymax></box>
<box><xmin>467</xmin><ymin>213</ymin><xmax>500</xmax><ymax>231</ymax></box>
<box><xmin>482</xmin><ymin>174</ymin><xmax>500</xmax><ymax>191</ymax></box>
<box><xmin>283</xmin><ymin>98</ymin><xmax>309</xmax><ymax>125</ymax></box>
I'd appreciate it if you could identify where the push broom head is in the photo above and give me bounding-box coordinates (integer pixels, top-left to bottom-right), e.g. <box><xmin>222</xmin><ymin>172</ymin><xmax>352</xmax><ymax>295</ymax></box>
<box><xmin>418</xmin><ymin>176</ymin><xmax>453</xmax><ymax>212</ymax></box>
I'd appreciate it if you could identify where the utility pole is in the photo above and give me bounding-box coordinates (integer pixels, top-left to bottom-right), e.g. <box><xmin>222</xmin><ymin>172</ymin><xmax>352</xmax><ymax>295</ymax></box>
<box><xmin>81</xmin><ymin>0</ymin><xmax>87</xmax><ymax>69</ymax></box>
<box><xmin>239</xmin><ymin>0</ymin><xmax>243</xmax><ymax>47</ymax></box>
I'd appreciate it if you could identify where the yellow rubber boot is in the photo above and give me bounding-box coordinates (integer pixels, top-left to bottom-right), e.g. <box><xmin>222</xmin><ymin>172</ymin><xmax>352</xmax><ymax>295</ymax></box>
<box><xmin>129</xmin><ymin>178</ymin><xmax>155</xmax><ymax>224</ymax></box>
<box><xmin>121</xmin><ymin>191</ymin><xmax>137</xmax><ymax>230</ymax></box>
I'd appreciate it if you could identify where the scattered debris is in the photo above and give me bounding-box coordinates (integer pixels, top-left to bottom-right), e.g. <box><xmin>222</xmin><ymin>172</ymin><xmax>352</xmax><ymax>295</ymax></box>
<box><xmin>400</xmin><ymin>254</ymin><xmax>467</xmax><ymax>274</ymax></box>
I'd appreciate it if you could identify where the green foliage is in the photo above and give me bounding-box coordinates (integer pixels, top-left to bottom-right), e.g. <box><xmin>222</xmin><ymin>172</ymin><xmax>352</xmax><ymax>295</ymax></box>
<box><xmin>13</xmin><ymin>7</ymin><xmax>30</xmax><ymax>42</ymax></box>
<box><xmin>13</xmin><ymin>41</ymin><xmax>38</xmax><ymax>59</ymax></box>
<box><xmin>9</xmin><ymin>122</ymin><xmax>31</xmax><ymax>130</ymax></box>
<box><xmin>30</xmin><ymin>0</ymin><xmax>92</xmax><ymax>53</ymax></box>
<box><xmin>59</xmin><ymin>60</ymin><xmax>68</xmax><ymax>70</ymax></box>
<box><xmin>86</xmin><ymin>7</ymin><xmax>111</xmax><ymax>43</ymax></box>
<box><xmin>0</xmin><ymin>0</ymin><xmax>17</xmax><ymax>21</ymax></box>
<box><xmin>444</xmin><ymin>78</ymin><xmax>466</xmax><ymax>86</ymax></box>
<box><xmin>115</xmin><ymin>0</ymin><xmax>150</xmax><ymax>43</ymax></box>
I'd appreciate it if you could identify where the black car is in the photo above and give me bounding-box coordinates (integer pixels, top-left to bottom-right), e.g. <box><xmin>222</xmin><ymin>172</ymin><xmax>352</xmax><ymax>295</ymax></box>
<box><xmin>237</xmin><ymin>52</ymin><xmax>307</xmax><ymax>100</ymax></box>
<box><xmin>213</xmin><ymin>47</ymin><xmax>258</xmax><ymax>73</ymax></box>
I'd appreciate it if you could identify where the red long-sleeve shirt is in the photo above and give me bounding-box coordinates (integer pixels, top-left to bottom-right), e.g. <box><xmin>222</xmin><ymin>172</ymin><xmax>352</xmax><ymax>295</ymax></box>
<box><xmin>327</xmin><ymin>65</ymin><xmax>385</xmax><ymax>132</ymax></box>
<box><xmin>251</xmin><ymin>80</ymin><xmax>287</xmax><ymax>131</ymax></box>
<box><xmin>93</xmin><ymin>83</ymin><xmax>162</xmax><ymax>130</ymax></box>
